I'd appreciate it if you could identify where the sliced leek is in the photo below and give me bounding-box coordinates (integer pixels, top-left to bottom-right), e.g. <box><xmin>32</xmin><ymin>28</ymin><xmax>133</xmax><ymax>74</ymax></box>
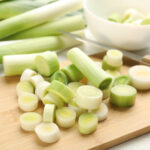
<box><xmin>92</xmin><ymin>103</ymin><xmax>108</xmax><ymax>122</ymax></box>
<box><xmin>47</xmin><ymin>80</ymin><xmax>74</xmax><ymax>103</ymax></box>
<box><xmin>128</xmin><ymin>65</ymin><xmax>150</xmax><ymax>90</ymax></box>
<box><xmin>35</xmin><ymin>81</ymin><xmax>50</xmax><ymax>100</ymax></box>
<box><xmin>20</xmin><ymin>112</ymin><xmax>42</xmax><ymax>131</ymax></box>
<box><xmin>50</xmin><ymin>70</ymin><xmax>68</xmax><ymax>85</ymax></box>
<box><xmin>16</xmin><ymin>81</ymin><xmax>34</xmax><ymax>96</ymax></box>
<box><xmin>67</xmin><ymin>48</ymin><xmax>112</xmax><ymax>90</ymax></box>
<box><xmin>78</xmin><ymin>112</ymin><xmax>98</xmax><ymax>135</ymax></box>
<box><xmin>20</xmin><ymin>69</ymin><xmax>37</xmax><ymax>82</ymax></box>
<box><xmin>43</xmin><ymin>104</ymin><xmax>55</xmax><ymax>123</ymax></box>
<box><xmin>108</xmin><ymin>13</ymin><xmax>122</xmax><ymax>23</ymax></box>
<box><xmin>106</xmin><ymin>70</ymin><xmax>120</xmax><ymax>78</ymax></box>
<box><xmin>110</xmin><ymin>84</ymin><xmax>137</xmax><ymax>107</ymax></box>
<box><xmin>43</xmin><ymin>93</ymin><xmax>65</xmax><ymax>108</ymax></box>
<box><xmin>68</xmin><ymin>82</ymin><xmax>84</xmax><ymax>94</ymax></box>
<box><xmin>30</xmin><ymin>74</ymin><xmax>44</xmax><ymax>87</ymax></box>
<box><xmin>61</xmin><ymin>64</ymin><xmax>83</xmax><ymax>82</ymax></box>
<box><xmin>113</xmin><ymin>75</ymin><xmax>131</xmax><ymax>87</ymax></box>
<box><xmin>35</xmin><ymin>123</ymin><xmax>60</xmax><ymax>143</ymax></box>
<box><xmin>35</xmin><ymin>52</ymin><xmax>59</xmax><ymax>77</ymax></box>
<box><xmin>18</xmin><ymin>93</ymin><xmax>39</xmax><ymax>112</ymax></box>
<box><xmin>56</xmin><ymin>107</ymin><xmax>76</xmax><ymax>128</ymax></box>
<box><xmin>75</xmin><ymin>85</ymin><xmax>103</xmax><ymax>110</ymax></box>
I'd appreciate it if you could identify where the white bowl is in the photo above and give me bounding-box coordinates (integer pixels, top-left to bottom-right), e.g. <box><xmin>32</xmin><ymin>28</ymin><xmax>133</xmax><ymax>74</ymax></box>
<box><xmin>84</xmin><ymin>0</ymin><xmax>150</xmax><ymax>51</ymax></box>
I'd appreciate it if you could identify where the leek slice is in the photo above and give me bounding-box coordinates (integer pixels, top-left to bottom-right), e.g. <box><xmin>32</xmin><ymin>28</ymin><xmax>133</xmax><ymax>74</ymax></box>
<box><xmin>67</xmin><ymin>48</ymin><xmax>112</xmax><ymax>90</ymax></box>
<box><xmin>35</xmin><ymin>81</ymin><xmax>50</xmax><ymax>100</ymax></box>
<box><xmin>43</xmin><ymin>93</ymin><xmax>65</xmax><ymax>108</ymax></box>
<box><xmin>16</xmin><ymin>81</ymin><xmax>34</xmax><ymax>96</ymax></box>
<box><xmin>113</xmin><ymin>75</ymin><xmax>131</xmax><ymax>87</ymax></box>
<box><xmin>50</xmin><ymin>70</ymin><xmax>68</xmax><ymax>85</ymax></box>
<box><xmin>68</xmin><ymin>82</ymin><xmax>84</xmax><ymax>94</ymax></box>
<box><xmin>75</xmin><ymin>85</ymin><xmax>102</xmax><ymax>110</ymax></box>
<box><xmin>110</xmin><ymin>84</ymin><xmax>137</xmax><ymax>107</ymax></box>
<box><xmin>61</xmin><ymin>64</ymin><xmax>83</xmax><ymax>82</ymax></box>
<box><xmin>78</xmin><ymin>112</ymin><xmax>98</xmax><ymax>135</ymax></box>
<box><xmin>106</xmin><ymin>70</ymin><xmax>120</xmax><ymax>78</ymax></box>
<box><xmin>108</xmin><ymin>13</ymin><xmax>122</xmax><ymax>23</ymax></box>
<box><xmin>18</xmin><ymin>93</ymin><xmax>39</xmax><ymax>112</ymax></box>
<box><xmin>47</xmin><ymin>80</ymin><xmax>74</xmax><ymax>103</ymax></box>
<box><xmin>35</xmin><ymin>123</ymin><xmax>60</xmax><ymax>143</ymax></box>
<box><xmin>92</xmin><ymin>103</ymin><xmax>108</xmax><ymax>122</ymax></box>
<box><xmin>30</xmin><ymin>74</ymin><xmax>44</xmax><ymax>87</ymax></box>
<box><xmin>20</xmin><ymin>112</ymin><xmax>42</xmax><ymax>131</ymax></box>
<box><xmin>56</xmin><ymin>107</ymin><xmax>76</xmax><ymax>128</ymax></box>
<box><xmin>35</xmin><ymin>52</ymin><xmax>59</xmax><ymax>77</ymax></box>
<box><xmin>20</xmin><ymin>69</ymin><xmax>37</xmax><ymax>82</ymax></box>
<box><xmin>43</xmin><ymin>104</ymin><xmax>55</xmax><ymax>123</ymax></box>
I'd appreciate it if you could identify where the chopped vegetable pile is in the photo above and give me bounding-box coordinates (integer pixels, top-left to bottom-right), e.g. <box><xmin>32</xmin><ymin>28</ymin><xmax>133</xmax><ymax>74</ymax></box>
<box><xmin>108</xmin><ymin>8</ymin><xmax>150</xmax><ymax>25</ymax></box>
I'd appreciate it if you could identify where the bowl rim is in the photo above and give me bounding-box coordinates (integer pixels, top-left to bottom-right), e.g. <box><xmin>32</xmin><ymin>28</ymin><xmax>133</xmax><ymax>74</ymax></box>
<box><xmin>83</xmin><ymin>0</ymin><xmax>150</xmax><ymax>28</ymax></box>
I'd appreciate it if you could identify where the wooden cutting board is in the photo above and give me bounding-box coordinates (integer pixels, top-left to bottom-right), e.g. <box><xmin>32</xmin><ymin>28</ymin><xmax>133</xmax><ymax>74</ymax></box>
<box><xmin>0</xmin><ymin>53</ymin><xmax>150</xmax><ymax>150</ymax></box>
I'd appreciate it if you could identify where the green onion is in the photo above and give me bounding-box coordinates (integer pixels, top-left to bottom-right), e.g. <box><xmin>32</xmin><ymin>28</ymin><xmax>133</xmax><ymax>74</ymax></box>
<box><xmin>1</xmin><ymin>32</ymin><xmax>83</xmax><ymax>63</ymax></box>
<box><xmin>50</xmin><ymin>70</ymin><xmax>68</xmax><ymax>85</ymax></box>
<box><xmin>56</xmin><ymin>107</ymin><xmax>76</xmax><ymax>128</ymax></box>
<box><xmin>78</xmin><ymin>112</ymin><xmax>98</xmax><ymax>135</ymax></box>
<box><xmin>47</xmin><ymin>80</ymin><xmax>74</xmax><ymax>103</ymax></box>
<box><xmin>6</xmin><ymin>15</ymin><xmax>85</xmax><ymax>40</ymax></box>
<box><xmin>113</xmin><ymin>75</ymin><xmax>131</xmax><ymax>87</ymax></box>
<box><xmin>110</xmin><ymin>84</ymin><xmax>137</xmax><ymax>107</ymax></box>
<box><xmin>0</xmin><ymin>0</ymin><xmax>82</xmax><ymax>39</ymax></box>
<box><xmin>61</xmin><ymin>64</ymin><xmax>84</xmax><ymax>82</ymax></box>
<box><xmin>35</xmin><ymin>52</ymin><xmax>59</xmax><ymax>77</ymax></box>
<box><xmin>67</xmin><ymin>48</ymin><xmax>112</xmax><ymax>90</ymax></box>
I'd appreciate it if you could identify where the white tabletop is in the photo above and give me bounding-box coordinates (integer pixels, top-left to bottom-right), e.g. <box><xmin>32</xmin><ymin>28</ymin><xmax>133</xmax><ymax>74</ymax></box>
<box><xmin>0</xmin><ymin>34</ymin><xmax>150</xmax><ymax>150</ymax></box>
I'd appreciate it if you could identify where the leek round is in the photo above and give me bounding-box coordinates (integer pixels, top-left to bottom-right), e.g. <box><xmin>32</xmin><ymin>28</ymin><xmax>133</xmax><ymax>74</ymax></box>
<box><xmin>20</xmin><ymin>112</ymin><xmax>42</xmax><ymax>131</ymax></box>
<box><xmin>68</xmin><ymin>82</ymin><xmax>84</xmax><ymax>94</ymax></box>
<box><xmin>30</xmin><ymin>74</ymin><xmax>44</xmax><ymax>87</ymax></box>
<box><xmin>35</xmin><ymin>123</ymin><xmax>60</xmax><ymax>143</ymax></box>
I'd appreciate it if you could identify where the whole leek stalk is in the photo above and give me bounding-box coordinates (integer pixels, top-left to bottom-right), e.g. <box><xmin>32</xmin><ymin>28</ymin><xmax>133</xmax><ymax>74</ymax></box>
<box><xmin>0</xmin><ymin>30</ymin><xmax>84</xmax><ymax>63</ymax></box>
<box><xmin>0</xmin><ymin>0</ymin><xmax>82</xmax><ymax>39</ymax></box>
<box><xmin>5</xmin><ymin>15</ymin><xmax>85</xmax><ymax>40</ymax></box>
<box><xmin>0</xmin><ymin>0</ymin><xmax>55</xmax><ymax>19</ymax></box>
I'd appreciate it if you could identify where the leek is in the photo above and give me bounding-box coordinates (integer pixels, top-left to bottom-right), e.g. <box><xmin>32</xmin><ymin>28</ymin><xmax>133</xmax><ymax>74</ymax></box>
<box><xmin>0</xmin><ymin>0</ymin><xmax>82</xmax><ymax>39</ymax></box>
<box><xmin>1</xmin><ymin>31</ymin><xmax>83</xmax><ymax>63</ymax></box>
<box><xmin>6</xmin><ymin>15</ymin><xmax>85</xmax><ymax>40</ymax></box>
<box><xmin>67</xmin><ymin>48</ymin><xmax>112</xmax><ymax>90</ymax></box>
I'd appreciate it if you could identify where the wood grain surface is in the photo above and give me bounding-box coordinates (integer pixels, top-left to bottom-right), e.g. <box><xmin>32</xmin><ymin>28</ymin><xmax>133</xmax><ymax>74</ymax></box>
<box><xmin>0</xmin><ymin>55</ymin><xmax>150</xmax><ymax>150</ymax></box>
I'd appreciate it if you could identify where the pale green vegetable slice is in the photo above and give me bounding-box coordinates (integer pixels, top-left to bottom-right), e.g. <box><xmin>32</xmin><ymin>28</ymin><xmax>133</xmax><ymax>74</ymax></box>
<box><xmin>50</xmin><ymin>70</ymin><xmax>68</xmax><ymax>85</ymax></box>
<box><xmin>35</xmin><ymin>123</ymin><xmax>60</xmax><ymax>143</ymax></box>
<box><xmin>0</xmin><ymin>0</ymin><xmax>82</xmax><ymax>39</ymax></box>
<box><xmin>141</xmin><ymin>17</ymin><xmax>150</xmax><ymax>25</ymax></box>
<box><xmin>35</xmin><ymin>52</ymin><xmax>59</xmax><ymax>77</ymax></box>
<box><xmin>105</xmin><ymin>49</ymin><xmax>123</xmax><ymax>67</ymax></box>
<box><xmin>43</xmin><ymin>92</ymin><xmax>64</xmax><ymax>108</ymax></box>
<box><xmin>30</xmin><ymin>74</ymin><xmax>44</xmax><ymax>87</ymax></box>
<box><xmin>16</xmin><ymin>81</ymin><xmax>34</xmax><ymax>96</ymax></box>
<box><xmin>43</xmin><ymin>104</ymin><xmax>56</xmax><ymax>123</ymax></box>
<box><xmin>128</xmin><ymin>65</ymin><xmax>150</xmax><ymax>90</ymax></box>
<box><xmin>7</xmin><ymin>15</ymin><xmax>85</xmax><ymax>39</ymax></box>
<box><xmin>113</xmin><ymin>75</ymin><xmax>131</xmax><ymax>87</ymax></box>
<box><xmin>20</xmin><ymin>112</ymin><xmax>42</xmax><ymax>131</ymax></box>
<box><xmin>110</xmin><ymin>85</ymin><xmax>137</xmax><ymax>107</ymax></box>
<box><xmin>47</xmin><ymin>80</ymin><xmax>74</xmax><ymax>103</ymax></box>
<box><xmin>61</xmin><ymin>64</ymin><xmax>83</xmax><ymax>82</ymax></box>
<box><xmin>56</xmin><ymin>107</ymin><xmax>76</xmax><ymax>128</ymax></box>
<box><xmin>106</xmin><ymin>70</ymin><xmax>120</xmax><ymax>78</ymax></box>
<box><xmin>91</xmin><ymin>103</ymin><xmax>108</xmax><ymax>122</ymax></box>
<box><xmin>75</xmin><ymin>85</ymin><xmax>102</xmax><ymax>110</ymax></box>
<box><xmin>68</xmin><ymin>82</ymin><xmax>84</xmax><ymax>94</ymax></box>
<box><xmin>20</xmin><ymin>69</ymin><xmax>37</xmax><ymax>82</ymax></box>
<box><xmin>108</xmin><ymin>13</ymin><xmax>122</xmax><ymax>23</ymax></box>
<box><xmin>78</xmin><ymin>112</ymin><xmax>98</xmax><ymax>135</ymax></box>
<box><xmin>67</xmin><ymin>48</ymin><xmax>112</xmax><ymax>90</ymax></box>
<box><xmin>18</xmin><ymin>93</ymin><xmax>39</xmax><ymax>112</ymax></box>
<box><xmin>35</xmin><ymin>81</ymin><xmax>50</xmax><ymax>100</ymax></box>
